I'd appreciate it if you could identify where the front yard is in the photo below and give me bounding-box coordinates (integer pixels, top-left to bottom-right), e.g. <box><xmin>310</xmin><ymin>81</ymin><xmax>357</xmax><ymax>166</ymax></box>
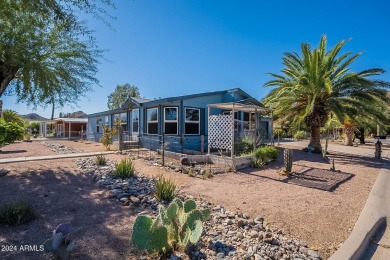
<box><xmin>0</xmin><ymin>140</ymin><xmax>383</xmax><ymax>259</ymax></box>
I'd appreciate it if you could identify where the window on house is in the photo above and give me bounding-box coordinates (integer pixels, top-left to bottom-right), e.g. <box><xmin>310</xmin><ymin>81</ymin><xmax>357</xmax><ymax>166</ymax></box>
<box><xmin>244</xmin><ymin>112</ymin><xmax>256</xmax><ymax>130</ymax></box>
<box><xmin>164</xmin><ymin>107</ymin><xmax>178</xmax><ymax>135</ymax></box>
<box><xmin>104</xmin><ymin>115</ymin><xmax>109</xmax><ymax>126</ymax></box>
<box><xmin>96</xmin><ymin>118</ymin><xmax>101</xmax><ymax>133</ymax></box>
<box><xmin>113</xmin><ymin>114</ymin><xmax>120</xmax><ymax>126</ymax></box>
<box><xmin>120</xmin><ymin>112</ymin><xmax>127</xmax><ymax>131</ymax></box>
<box><xmin>132</xmin><ymin>109</ymin><xmax>139</xmax><ymax>134</ymax></box>
<box><xmin>147</xmin><ymin>108</ymin><xmax>158</xmax><ymax>135</ymax></box>
<box><xmin>185</xmin><ymin>108</ymin><xmax>200</xmax><ymax>135</ymax></box>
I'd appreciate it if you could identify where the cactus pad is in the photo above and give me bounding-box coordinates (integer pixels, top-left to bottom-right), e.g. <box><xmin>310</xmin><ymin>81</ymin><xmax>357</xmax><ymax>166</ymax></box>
<box><xmin>189</xmin><ymin>220</ymin><xmax>203</xmax><ymax>243</ymax></box>
<box><xmin>132</xmin><ymin>215</ymin><xmax>153</xmax><ymax>251</ymax></box>
<box><xmin>150</xmin><ymin>226</ymin><xmax>171</xmax><ymax>253</ymax></box>
<box><xmin>184</xmin><ymin>199</ymin><xmax>196</xmax><ymax>213</ymax></box>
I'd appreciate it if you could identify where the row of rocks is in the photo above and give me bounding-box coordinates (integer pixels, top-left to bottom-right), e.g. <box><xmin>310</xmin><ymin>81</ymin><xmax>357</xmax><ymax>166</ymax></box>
<box><xmin>74</xmin><ymin>157</ymin><xmax>321</xmax><ymax>259</ymax></box>
<box><xmin>42</xmin><ymin>141</ymin><xmax>83</xmax><ymax>154</ymax></box>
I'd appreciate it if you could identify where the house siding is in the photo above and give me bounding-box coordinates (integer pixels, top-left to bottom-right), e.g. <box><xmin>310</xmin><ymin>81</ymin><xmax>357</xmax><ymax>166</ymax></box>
<box><xmin>87</xmin><ymin>88</ymin><xmax>272</xmax><ymax>151</ymax></box>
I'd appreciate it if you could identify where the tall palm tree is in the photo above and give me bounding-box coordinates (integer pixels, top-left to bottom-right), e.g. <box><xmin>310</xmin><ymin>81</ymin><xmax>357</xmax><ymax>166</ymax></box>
<box><xmin>263</xmin><ymin>35</ymin><xmax>390</xmax><ymax>152</ymax></box>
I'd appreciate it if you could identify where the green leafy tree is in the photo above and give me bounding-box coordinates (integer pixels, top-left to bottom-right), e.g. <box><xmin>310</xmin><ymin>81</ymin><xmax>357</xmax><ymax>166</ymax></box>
<box><xmin>263</xmin><ymin>35</ymin><xmax>390</xmax><ymax>151</ymax></box>
<box><xmin>0</xmin><ymin>0</ymin><xmax>115</xmax><ymax>113</ymax></box>
<box><xmin>29</xmin><ymin>122</ymin><xmax>41</xmax><ymax>134</ymax></box>
<box><xmin>107</xmin><ymin>83</ymin><xmax>140</xmax><ymax>110</ymax></box>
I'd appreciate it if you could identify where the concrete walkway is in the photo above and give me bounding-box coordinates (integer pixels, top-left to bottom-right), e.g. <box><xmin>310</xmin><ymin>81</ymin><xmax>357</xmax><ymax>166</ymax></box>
<box><xmin>279</xmin><ymin>140</ymin><xmax>390</xmax><ymax>259</ymax></box>
<box><xmin>0</xmin><ymin>151</ymin><xmax>115</xmax><ymax>164</ymax></box>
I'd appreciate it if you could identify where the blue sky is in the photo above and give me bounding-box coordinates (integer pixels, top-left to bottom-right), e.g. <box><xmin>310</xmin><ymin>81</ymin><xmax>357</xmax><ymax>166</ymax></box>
<box><xmin>4</xmin><ymin>0</ymin><xmax>390</xmax><ymax>118</ymax></box>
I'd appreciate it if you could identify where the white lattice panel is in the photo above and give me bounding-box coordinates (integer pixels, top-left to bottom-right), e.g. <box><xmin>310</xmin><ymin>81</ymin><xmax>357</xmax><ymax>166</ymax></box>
<box><xmin>209</xmin><ymin>115</ymin><xmax>233</xmax><ymax>150</ymax></box>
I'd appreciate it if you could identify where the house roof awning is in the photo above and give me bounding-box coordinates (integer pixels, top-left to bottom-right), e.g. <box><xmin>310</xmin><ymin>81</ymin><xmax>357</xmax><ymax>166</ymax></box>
<box><xmin>208</xmin><ymin>102</ymin><xmax>272</xmax><ymax>114</ymax></box>
<box><xmin>47</xmin><ymin>118</ymin><xmax>88</xmax><ymax>124</ymax></box>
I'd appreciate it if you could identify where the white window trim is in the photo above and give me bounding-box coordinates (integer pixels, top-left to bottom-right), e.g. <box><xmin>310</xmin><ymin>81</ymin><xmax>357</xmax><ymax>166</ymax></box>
<box><xmin>185</xmin><ymin>107</ymin><xmax>200</xmax><ymax>135</ymax></box>
<box><xmin>164</xmin><ymin>107</ymin><xmax>178</xmax><ymax>135</ymax></box>
<box><xmin>120</xmin><ymin>112</ymin><xmax>127</xmax><ymax>125</ymax></box>
<box><xmin>147</xmin><ymin>107</ymin><xmax>159</xmax><ymax>135</ymax></box>
<box><xmin>132</xmin><ymin>109</ymin><xmax>139</xmax><ymax>134</ymax></box>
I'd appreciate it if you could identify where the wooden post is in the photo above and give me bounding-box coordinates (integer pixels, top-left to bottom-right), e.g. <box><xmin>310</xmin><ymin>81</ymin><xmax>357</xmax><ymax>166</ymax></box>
<box><xmin>207</xmin><ymin>106</ymin><xmax>211</xmax><ymax>155</ymax></box>
<box><xmin>118</xmin><ymin>125</ymin><xmax>123</xmax><ymax>152</ymax></box>
<box><xmin>254</xmin><ymin>108</ymin><xmax>258</xmax><ymax>151</ymax></box>
<box><xmin>68</xmin><ymin>122</ymin><xmax>71</xmax><ymax>139</ymax></box>
<box><xmin>162</xmin><ymin>132</ymin><xmax>165</xmax><ymax>167</ymax></box>
<box><xmin>231</xmin><ymin>103</ymin><xmax>235</xmax><ymax>159</ymax></box>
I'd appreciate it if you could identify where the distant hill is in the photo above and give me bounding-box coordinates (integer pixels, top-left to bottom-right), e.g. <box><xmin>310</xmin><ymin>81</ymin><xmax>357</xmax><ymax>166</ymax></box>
<box><xmin>66</xmin><ymin>111</ymin><xmax>88</xmax><ymax>118</ymax></box>
<box><xmin>22</xmin><ymin>113</ymin><xmax>48</xmax><ymax>121</ymax></box>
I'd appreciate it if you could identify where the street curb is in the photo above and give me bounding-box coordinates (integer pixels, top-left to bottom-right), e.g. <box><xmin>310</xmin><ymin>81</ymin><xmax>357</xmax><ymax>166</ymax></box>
<box><xmin>0</xmin><ymin>151</ymin><xmax>116</xmax><ymax>164</ymax></box>
<box><xmin>329</xmin><ymin>163</ymin><xmax>390</xmax><ymax>260</ymax></box>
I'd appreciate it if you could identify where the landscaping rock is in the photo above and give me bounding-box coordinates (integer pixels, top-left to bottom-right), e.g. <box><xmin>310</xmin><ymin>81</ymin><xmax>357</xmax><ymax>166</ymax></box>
<box><xmin>74</xmin><ymin>157</ymin><xmax>322</xmax><ymax>260</ymax></box>
<box><xmin>0</xmin><ymin>168</ymin><xmax>10</xmax><ymax>177</ymax></box>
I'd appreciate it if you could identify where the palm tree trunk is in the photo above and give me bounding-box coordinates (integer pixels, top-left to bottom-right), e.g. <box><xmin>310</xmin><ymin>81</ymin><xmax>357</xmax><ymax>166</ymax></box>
<box><xmin>345</xmin><ymin>127</ymin><xmax>354</xmax><ymax>146</ymax></box>
<box><xmin>357</xmin><ymin>127</ymin><xmax>365</xmax><ymax>144</ymax></box>
<box><xmin>308</xmin><ymin>126</ymin><xmax>322</xmax><ymax>152</ymax></box>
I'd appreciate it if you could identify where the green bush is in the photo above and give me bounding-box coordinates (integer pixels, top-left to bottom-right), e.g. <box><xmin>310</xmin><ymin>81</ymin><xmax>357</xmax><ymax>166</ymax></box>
<box><xmin>96</xmin><ymin>155</ymin><xmax>107</xmax><ymax>165</ymax></box>
<box><xmin>114</xmin><ymin>158</ymin><xmax>135</xmax><ymax>178</ymax></box>
<box><xmin>273</xmin><ymin>128</ymin><xmax>285</xmax><ymax>139</ymax></box>
<box><xmin>294</xmin><ymin>131</ymin><xmax>306</xmax><ymax>140</ymax></box>
<box><xmin>0</xmin><ymin>120</ymin><xmax>24</xmax><ymax>147</ymax></box>
<box><xmin>202</xmin><ymin>170</ymin><xmax>213</xmax><ymax>180</ymax></box>
<box><xmin>154</xmin><ymin>174</ymin><xmax>176</xmax><ymax>202</ymax></box>
<box><xmin>234</xmin><ymin>137</ymin><xmax>254</xmax><ymax>156</ymax></box>
<box><xmin>253</xmin><ymin>146</ymin><xmax>278</xmax><ymax>168</ymax></box>
<box><xmin>0</xmin><ymin>199</ymin><xmax>36</xmax><ymax>225</ymax></box>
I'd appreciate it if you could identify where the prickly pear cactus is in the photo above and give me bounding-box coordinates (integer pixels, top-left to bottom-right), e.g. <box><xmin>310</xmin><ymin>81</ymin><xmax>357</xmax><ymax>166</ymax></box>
<box><xmin>284</xmin><ymin>149</ymin><xmax>293</xmax><ymax>173</ymax></box>
<box><xmin>43</xmin><ymin>223</ymin><xmax>75</xmax><ymax>260</ymax></box>
<box><xmin>132</xmin><ymin>198</ymin><xmax>210</xmax><ymax>254</ymax></box>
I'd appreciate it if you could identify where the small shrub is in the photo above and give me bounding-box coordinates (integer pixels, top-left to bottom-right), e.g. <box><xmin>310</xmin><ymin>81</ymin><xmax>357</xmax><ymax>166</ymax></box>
<box><xmin>114</xmin><ymin>157</ymin><xmax>135</xmax><ymax>178</ymax></box>
<box><xmin>253</xmin><ymin>146</ymin><xmax>278</xmax><ymax>168</ymax></box>
<box><xmin>96</xmin><ymin>155</ymin><xmax>107</xmax><ymax>165</ymax></box>
<box><xmin>154</xmin><ymin>174</ymin><xmax>176</xmax><ymax>202</ymax></box>
<box><xmin>234</xmin><ymin>137</ymin><xmax>254</xmax><ymax>156</ymax></box>
<box><xmin>202</xmin><ymin>170</ymin><xmax>213</xmax><ymax>180</ymax></box>
<box><xmin>99</xmin><ymin>124</ymin><xmax>118</xmax><ymax>150</ymax></box>
<box><xmin>294</xmin><ymin>131</ymin><xmax>306</xmax><ymax>140</ymax></box>
<box><xmin>188</xmin><ymin>168</ymin><xmax>196</xmax><ymax>177</ymax></box>
<box><xmin>0</xmin><ymin>199</ymin><xmax>35</xmax><ymax>225</ymax></box>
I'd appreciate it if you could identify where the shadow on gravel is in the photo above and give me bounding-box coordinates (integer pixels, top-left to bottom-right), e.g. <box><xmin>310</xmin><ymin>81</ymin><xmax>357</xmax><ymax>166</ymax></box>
<box><xmin>0</xmin><ymin>167</ymin><xmax>138</xmax><ymax>260</ymax></box>
<box><xmin>0</xmin><ymin>149</ymin><xmax>27</xmax><ymax>154</ymax></box>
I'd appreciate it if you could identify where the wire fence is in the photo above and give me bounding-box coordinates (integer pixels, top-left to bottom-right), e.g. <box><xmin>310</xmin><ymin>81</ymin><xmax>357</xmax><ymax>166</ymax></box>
<box><xmin>120</xmin><ymin>126</ymin><xmax>272</xmax><ymax>174</ymax></box>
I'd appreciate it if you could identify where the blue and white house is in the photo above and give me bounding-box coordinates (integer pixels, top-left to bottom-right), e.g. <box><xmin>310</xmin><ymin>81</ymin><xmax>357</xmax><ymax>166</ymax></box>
<box><xmin>87</xmin><ymin>88</ymin><xmax>272</xmax><ymax>153</ymax></box>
